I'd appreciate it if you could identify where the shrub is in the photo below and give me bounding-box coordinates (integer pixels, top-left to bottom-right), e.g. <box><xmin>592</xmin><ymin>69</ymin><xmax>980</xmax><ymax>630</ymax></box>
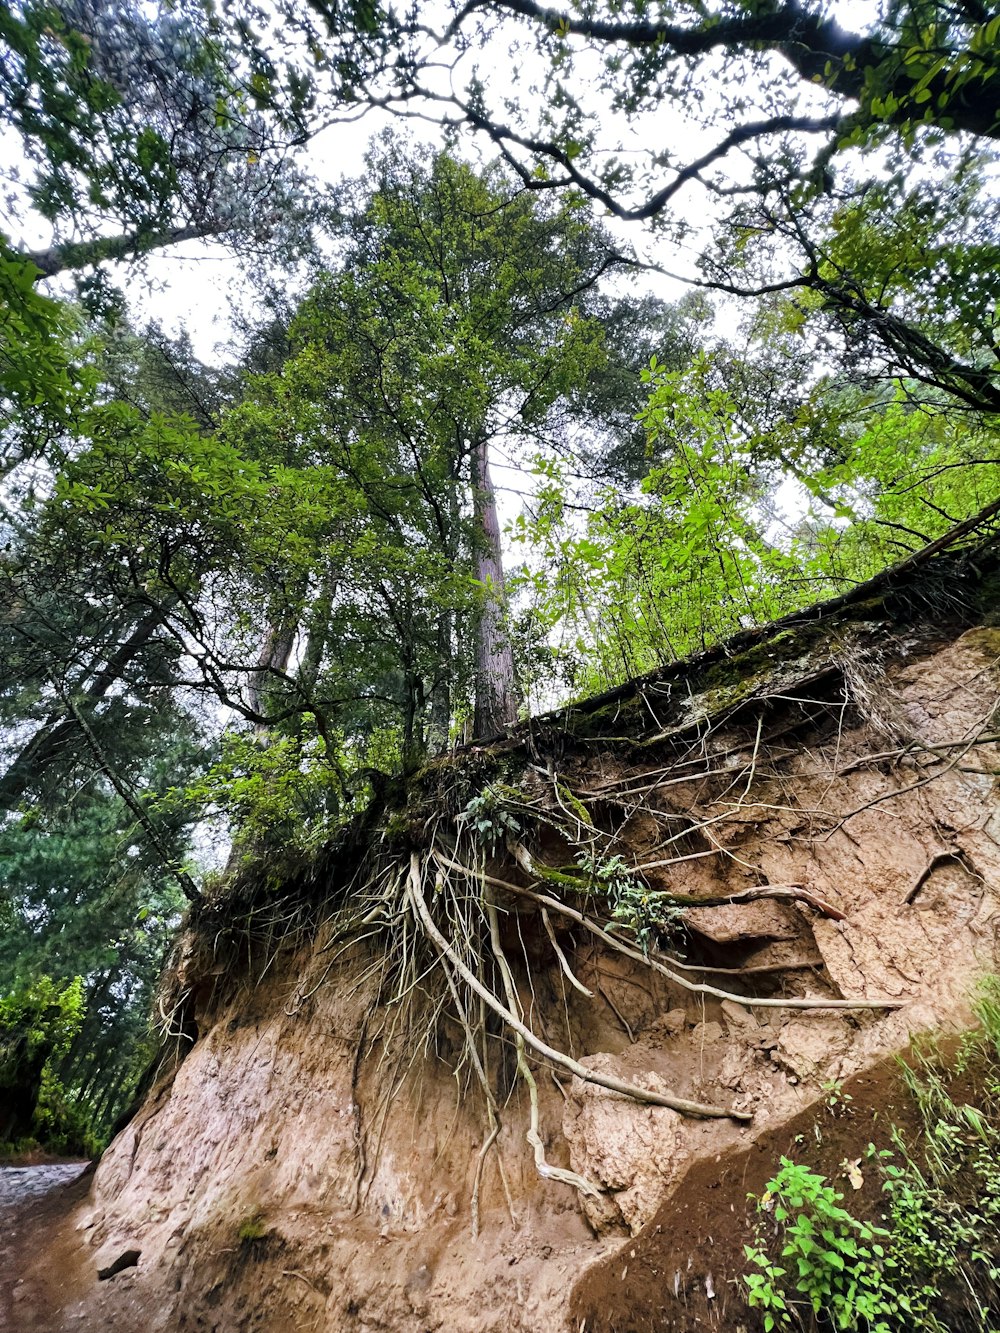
<box><xmin>743</xmin><ymin>976</ymin><xmax>1000</xmax><ymax>1332</ymax></box>
<box><xmin>0</xmin><ymin>976</ymin><xmax>85</xmax><ymax>1147</ymax></box>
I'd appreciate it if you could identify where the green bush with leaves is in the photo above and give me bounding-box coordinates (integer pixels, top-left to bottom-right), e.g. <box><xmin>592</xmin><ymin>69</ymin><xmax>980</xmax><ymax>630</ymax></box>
<box><xmin>744</xmin><ymin>1159</ymin><xmax>909</xmax><ymax>1333</ymax></box>
<box><xmin>744</xmin><ymin>978</ymin><xmax>1000</xmax><ymax>1332</ymax></box>
<box><xmin>170</xmin><ymin>733</ymin><xmax>345</xmax><ymax>864</ymax></box>
<box><xmin>0</xmin><ymin>976</ymin><xmax>87</xmax><ymax>1151</ymax></box>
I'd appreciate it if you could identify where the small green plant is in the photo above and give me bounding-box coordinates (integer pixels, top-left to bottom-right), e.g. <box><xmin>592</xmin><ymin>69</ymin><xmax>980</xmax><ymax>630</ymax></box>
<box><xmin>458</xmin><ymin>785</ymin><xmax>521</xmax><ymax>847</ymax></box>
<box><xmin>820</xmin><ymin>1078</ymin><xmax>854</xmax><ymax>1117</ymax></box>
<box><xmin>744</xmin><ymin>1158</ymin><xmax>910</xmax><ymax>1333</ymax></box>
<box><xmin>576</xmin><ymin>853</ymin><xmax>684</xmax><ymax>952</ymax></box>
<box><xmin>745</xmin><ymin>975</ymin><xmax>1000</xmax><ymax>1332</ymax></box>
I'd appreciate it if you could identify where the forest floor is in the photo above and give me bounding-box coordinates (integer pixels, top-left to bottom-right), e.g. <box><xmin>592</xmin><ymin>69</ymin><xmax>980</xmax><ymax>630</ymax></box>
<box><xmin>0</xmin><ymin>1159</ymin><xmax>92</xmax><ymax>1333</ymax></box>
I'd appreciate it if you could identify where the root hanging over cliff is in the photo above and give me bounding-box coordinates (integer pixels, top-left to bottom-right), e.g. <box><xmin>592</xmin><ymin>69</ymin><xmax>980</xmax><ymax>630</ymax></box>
<box><xmin>154</xmin><ymin>527</ymin><xmax>1000</xmax><ymax>1233</ymax></box>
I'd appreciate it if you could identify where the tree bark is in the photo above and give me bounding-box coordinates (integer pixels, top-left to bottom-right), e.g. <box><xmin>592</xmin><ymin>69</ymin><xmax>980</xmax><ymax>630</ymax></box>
<box><xmin>25</xmin><ymin>224</ymin><xmax>222</xmax><ymax>279</ymax></box>
<box><xmin>296</xmin><ymin>565</ymin><xmax>337</xmax><ymax>700</ymax></box>
<box><xmin>471</xmin><ymin>437</ymin><xmax>520</xmax><ymax>739</ymax></box>
<box><xmin>427</xmin><ymin>610</ymin><xmax>454</xmax><ymax>751</ymax></box>
<box><xmin>246</xmin><ymin>588</ymin><xmax>304</xmax><ymax>727</ymax></box>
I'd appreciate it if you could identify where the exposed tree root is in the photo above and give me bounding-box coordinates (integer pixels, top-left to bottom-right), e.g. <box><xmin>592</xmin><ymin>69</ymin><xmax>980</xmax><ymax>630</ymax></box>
<box><xmin>485</xmin><ymin>897</ymin><xmax>603</xmax><ymax>1198</ymax></box>
<box><xmin>214</xmin><ymin>649</ymin><xmax>1000</xmax><ymax>1229</ymax></box>
<box><xmin>619</xmin><ymin>879</ymin><xmax>848</xmax><ymax>922</ymax></box>
<box><xmin>406</xmin><ymin>854</ymin><xmax>749</xmax><ymax>1121</ymax></box>
<box><xmin>434</xmin><ymin>850</ymin><xmax>905</xmax><ymax>1013</ymax></box>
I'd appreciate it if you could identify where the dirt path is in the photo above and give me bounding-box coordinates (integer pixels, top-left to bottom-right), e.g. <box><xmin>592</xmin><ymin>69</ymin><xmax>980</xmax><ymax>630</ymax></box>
<box><xmin>0</xmin><ymin>1161</ymin><xmax>91</xmax><ymax>1333</ymax></box>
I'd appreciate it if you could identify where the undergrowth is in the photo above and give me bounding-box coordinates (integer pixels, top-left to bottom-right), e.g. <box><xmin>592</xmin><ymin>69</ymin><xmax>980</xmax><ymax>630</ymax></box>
<box><xmin>0</xmin><ymin>976</ymin><xmax>101</xmax><ymax>1158</ymax></box>
<box><xmin>743</xmin><ymin>976</ymin><xmax>1000</xmax><ymax>1332</ymax></box>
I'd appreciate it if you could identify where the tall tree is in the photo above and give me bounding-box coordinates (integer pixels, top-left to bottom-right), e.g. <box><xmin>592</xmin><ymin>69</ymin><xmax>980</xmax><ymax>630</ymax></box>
<box><xmin>227</xmin><ymin>141</ymin><xmax>629</xmax><ymax>750</ymax></box>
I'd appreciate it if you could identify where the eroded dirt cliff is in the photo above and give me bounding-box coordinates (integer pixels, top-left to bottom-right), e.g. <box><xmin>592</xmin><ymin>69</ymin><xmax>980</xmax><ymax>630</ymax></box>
<box><xmin>16</xmin><ymin>532</ymin><xmax>1000</xmax><ymax>1333</ymax></box>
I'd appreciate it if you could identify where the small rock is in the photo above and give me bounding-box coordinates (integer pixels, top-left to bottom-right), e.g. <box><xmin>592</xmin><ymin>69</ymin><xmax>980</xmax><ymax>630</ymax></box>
<box><xmin>721</xmin><ymin>1000</ymin><xmax>759</xmax><ymax>1031</ymax></box>
<box><xmin>646</xmin><ymin>1009</ymin><xmax>687</xmax><ymax>1039</ymax></box>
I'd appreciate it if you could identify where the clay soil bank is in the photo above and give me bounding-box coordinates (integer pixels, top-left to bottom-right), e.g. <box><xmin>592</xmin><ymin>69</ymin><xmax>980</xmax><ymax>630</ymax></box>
<box><xmin>10</xmin><ymin>544</ymin><xmax>1000</xmax><ymax>1333</ymax></box>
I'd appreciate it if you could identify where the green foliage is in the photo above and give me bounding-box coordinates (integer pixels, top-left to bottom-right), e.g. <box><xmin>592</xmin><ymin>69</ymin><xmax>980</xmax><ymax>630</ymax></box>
<box><xmin>0</xmin><ymin>976</ymin><xmax>96</xmax><ymax>1153</ymax></box>
<box><xmin>744</xmin><ymin>979</ymin><xmax>1000</xmax><ymax>1332</ymax></box>
<box><xmin>0</xmin><ymin>243</ymin><xmax>93</xmax><ymax>463</ymax></box>
<box><xmin>0</xmin><ymin>787</ymin><xmax>191</xmax><ymax>1134</ymax></box>
<box><xmin>744</xmin><ymin>1159</ymin><xmax>904</xmax><ymax>1333</ymax></box>
<box><xmin>458</xmin><ymin>785</ymin><xmax>522</xmax><ymax>848</ymax></box>
<box><xmin>221</xmin><ymin>137</ymin><xmax>630</xmax><ymax>761</ymax></box>
<box><xmin>171</xmin><ymin>734</ymin><xmax>344</xmax><ymax>860</ymax></box>
<box><xmin>0</xmin><ymin>976</ymin><xmax>84</xmax><ymax>1070</ymax></box>
<box><xmin>1</xmin><ymin>0</ymin><xmax>310</xmax><ymax>277</ymax></box>
<box><xmin>820</xmin><ymin>1080</ymin><xmax>854</xmax><ymax>1118</ymax></box>
<box><xmin>516</xmin><ymin>302</ymin><xmax>1000</xmax><ymax>699</ymax></box>
<box><xmin>31</xmin><ymin>1067</ymin><xmax>102</xmax><ymax>1158</ymax></box>
<box><xmin>573</xmin><ymin>852</ymin><xmax>683</xmax><ymax>952</ymax></box>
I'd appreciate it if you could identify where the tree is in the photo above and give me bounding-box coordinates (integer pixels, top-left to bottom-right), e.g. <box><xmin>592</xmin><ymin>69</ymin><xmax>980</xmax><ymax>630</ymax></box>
<box><xmin>220</xmin><ymin>0</ymin><xmax>999</xmax><ymax>463</ymax></box>
<box><xmin>1</xmin><ymin>0</ymin><xmax>314</xmax><ymax>281</ymax></box>
<box><xmin>513</xmin><ymin>291</ymin><xmax>1000</xmax><ymax>695</ymax></box>
<box><xmin>226</xmin><ymin>141</ymin><xmax>631</xmax><ymax>751</ymax></box>
<box><xmin>0</xmin><ymin>773</ymin><xmax>195</xmax><ymax>1139</ymax></box>
<box><xmin>0</xmin><ymin>976</ymin><xmax>83</xmax><ymax>1144</ymax></box>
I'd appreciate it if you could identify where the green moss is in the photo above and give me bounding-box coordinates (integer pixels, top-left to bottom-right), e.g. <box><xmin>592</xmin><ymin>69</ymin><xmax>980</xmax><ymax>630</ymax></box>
<box><xmin>237</xmin><ymin>1210</ymin><xmax>268</xmax><ymax>1243</ymax></box>
<box><xmin>527</xmin><ymin>858</ymin><xmax>589</xmax><ymax>889</ymax></box>
<box><xmin>963</xmin><ymin>625</ymin><xmax>1000</xmax><ymax>657</ymax></box>
<box><xmin>561</xmin><ymin>693</ymin><xmax>646</xmax><ymax>742</ymax></box>
<box><xmin>381</xmin><ymin>811</ymin><xmax>411</xmax><ymax>840</ymax></box>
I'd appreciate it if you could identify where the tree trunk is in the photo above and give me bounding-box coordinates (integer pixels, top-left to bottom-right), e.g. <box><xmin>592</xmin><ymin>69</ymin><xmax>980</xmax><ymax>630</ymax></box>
<box><xmin>296</xmin><ymin>565</ymin><xmax>337</xmax><ymax>701</ymax></box>
<box><xmin>471</xmin><ymin>437</ymin><xmax>520</xmax><ymax>739</ymax></box>
<box><xmin>427</xmin><ymin>610</ymin><xmax>454</xmax><ymax>751</ymax></box>
<box><xmin>246</xmin><ymin>588</ymin><xmax>304</xmax><ymax>726</ymax></box>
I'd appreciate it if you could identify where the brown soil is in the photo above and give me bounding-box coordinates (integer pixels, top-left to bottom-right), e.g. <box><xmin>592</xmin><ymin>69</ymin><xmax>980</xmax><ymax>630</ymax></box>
<box><xmin>569</xmin><ymin>1049</ymin><xmax>988</xmax><ymax>1333</ymax></box>
<box><xmin>0</xmin><ymin>1161</ymin><xmax>93</xmax><ymax>1332</ymax></box>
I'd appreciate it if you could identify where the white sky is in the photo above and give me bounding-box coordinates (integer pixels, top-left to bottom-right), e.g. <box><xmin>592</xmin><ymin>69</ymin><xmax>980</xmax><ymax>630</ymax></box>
<box><xmin>4</xmin><ymin>0</ymin><xmax>879</xmax><ymax>358</ymax></box>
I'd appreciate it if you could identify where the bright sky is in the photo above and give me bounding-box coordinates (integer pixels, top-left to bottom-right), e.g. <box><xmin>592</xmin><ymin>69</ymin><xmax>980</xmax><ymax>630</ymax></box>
<box><xmin>4</xmin><ymin>0</ymin><xmax>880</xmax><ymax>361</ymax></box>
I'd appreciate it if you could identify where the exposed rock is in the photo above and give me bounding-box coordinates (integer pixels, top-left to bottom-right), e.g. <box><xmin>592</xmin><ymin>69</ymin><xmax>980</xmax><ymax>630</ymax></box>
<box><xmin>563</xmin><ymin>1056</ymin><xmax>686</xmax><ymax>1235</ymax></box>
